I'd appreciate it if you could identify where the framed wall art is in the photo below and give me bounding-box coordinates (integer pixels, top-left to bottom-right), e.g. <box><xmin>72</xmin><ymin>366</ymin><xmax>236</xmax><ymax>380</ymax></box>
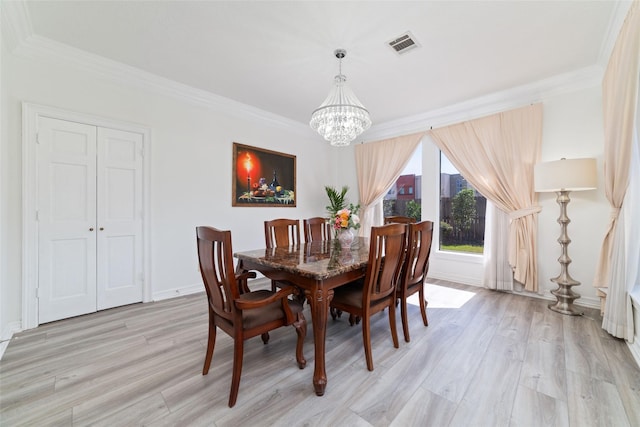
<box><xmin>232</xmin><ymin>142</ymin><xmax>296</xmax><ymax>207</ymax></box>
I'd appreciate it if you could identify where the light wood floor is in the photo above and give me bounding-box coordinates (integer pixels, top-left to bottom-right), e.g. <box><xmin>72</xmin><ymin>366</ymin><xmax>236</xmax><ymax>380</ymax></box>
<box><xmin>1</xmin><ymin>279</ymin><xmax>639</xmax><ymax>426</ymax></box>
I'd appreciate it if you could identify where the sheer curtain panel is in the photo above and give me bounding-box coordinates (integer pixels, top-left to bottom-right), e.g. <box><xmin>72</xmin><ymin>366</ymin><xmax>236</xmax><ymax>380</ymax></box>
<box><xmin>484</xmin><ymin>201</ymin><xmax>515</xmax><ymax>291</ymax></box>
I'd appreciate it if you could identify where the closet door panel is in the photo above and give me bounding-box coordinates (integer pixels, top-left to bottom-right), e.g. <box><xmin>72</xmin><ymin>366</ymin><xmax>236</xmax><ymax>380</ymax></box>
<box><xmin>37</xmin><ymin>117</ymin><xmax>98</xmax><ymax>323</ymax></box>
<box><xmin>96</xmin><ymin>127</ymin><xmax>144</xmax><ymax>309</ymax></box>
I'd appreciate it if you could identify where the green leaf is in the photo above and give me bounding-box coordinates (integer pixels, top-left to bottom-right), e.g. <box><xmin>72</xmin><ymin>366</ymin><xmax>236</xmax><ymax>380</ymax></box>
<box><xmin>325</xmin><ymin>185</ymin><xmax>349</xmax><ymax>217</ymax></box>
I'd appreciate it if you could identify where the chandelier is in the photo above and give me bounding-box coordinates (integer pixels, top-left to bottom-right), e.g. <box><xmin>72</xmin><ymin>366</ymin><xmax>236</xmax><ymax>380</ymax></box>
<box><xmin>309</xmin><ymin>49</ymin><xmax>372</xmax><ymax>147</ymax></box>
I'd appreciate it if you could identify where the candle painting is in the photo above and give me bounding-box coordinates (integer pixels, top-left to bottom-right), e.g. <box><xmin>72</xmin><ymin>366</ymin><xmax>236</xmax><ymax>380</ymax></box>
<box><xmin>232</xmin><ymin>142</ymin><xmax>296</xmax><ymax>207</ymax></box>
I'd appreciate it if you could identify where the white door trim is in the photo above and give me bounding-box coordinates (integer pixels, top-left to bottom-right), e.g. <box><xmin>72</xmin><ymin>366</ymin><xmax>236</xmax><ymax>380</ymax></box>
<box><xmin>22</xmin><ymin>102</ymin><xmax>152</xmax><ymax>330</ymax></box>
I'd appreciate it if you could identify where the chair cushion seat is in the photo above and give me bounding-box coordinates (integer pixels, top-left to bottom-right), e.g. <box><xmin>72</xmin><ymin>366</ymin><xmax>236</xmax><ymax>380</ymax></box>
<box><xmin>331</xmin><ymin>281</ymin><xmax>364</xmax><ymax>309</ymax></box>
<box><xmin>239</xmin><ymin>290</ymin><xmax>303</xmax><ymax>330</ymax></box>
<box><xmin>397</xmin><ymin>280</ymin><xmax>422</xmax><ymax>297</ymax></box>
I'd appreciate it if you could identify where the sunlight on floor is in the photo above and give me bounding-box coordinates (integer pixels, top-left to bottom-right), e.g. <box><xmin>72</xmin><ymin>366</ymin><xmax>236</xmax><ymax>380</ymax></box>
<box><xmin>407</xmin><ymin>283</ymin><xmax>476</xmax><ymax>309</ymax></box>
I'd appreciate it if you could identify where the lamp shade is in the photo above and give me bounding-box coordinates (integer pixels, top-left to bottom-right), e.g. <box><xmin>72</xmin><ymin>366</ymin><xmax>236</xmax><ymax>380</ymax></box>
<box><xmin>534</xmin><ymin>158</ymin><xmax>597</xmax><ymax>192</ymax></box>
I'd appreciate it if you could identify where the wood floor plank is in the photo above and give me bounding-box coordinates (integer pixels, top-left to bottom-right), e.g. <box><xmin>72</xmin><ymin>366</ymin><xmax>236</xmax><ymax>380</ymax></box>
<box><xmin>421</xmin><ymin>310</ymin><xmax>500</xmax><ymax>403</ymax></box>
<box><xmin>510</xmin><ymin>384</ymin><xmax>569</xmax><ymax>427</ymax></box>
<box><xmin>600</xmin><ymin>335</ymin><xmax>640</xmax><ymax>425</ymax></box>
<box><xmin>520</xmin><ymin>340</ymin><xmax>567</xmax><ymax>401</ymax></box>
<box><xmin>1</xmin><ymin>282</ymin><xmax>639</xmax><ymax>426</ymax></box>
<box><xmin>349</xmin><ymin>318</ymin><xmax>464</xmax><ymax>425</ymax></box>
<box><xmin>528</xmin><ymin>308</ymin><xmax>564</xmax><ymax>345</ymax></box>
<box><xmin>70</xmin><ymin>344</ymin><xmax>203</xmax><ymax>425</ymax></box>
<box><xmin>77</xmin><ymin>393</ymin><xmax>171</xmax><ymax>427</ymax></box>
<box><xmin>0</xmin><ymin>375</ymin><xmax>56</xmax><ymax>412</ymax></box>
<box><xmin>388</xmin><ymin>385</ymin><xmax>457</xmax><ymax>427</ymax></box>
<box><xmin>563</xmin><ymin>314</ymin><xmax>615</xmax><ymax>383</ymax></box>
<box><xmin>495</xmin><ymin>292</ymin><xmax>536</xmax><ymax>342</ymax></box>
<box><xmin>1</xmin><ymin>341</ymin><xmax>202</xmax><ymax>426</ymax></box>
<box><xmin>566</xmin><ymin>370</ymin><xmax>631</xmax><ymax>427</ymax></box>
<box><xmin>447</xmin><ymin>334</ymin><xmax>526</xmax><ymax>426</ymax></box>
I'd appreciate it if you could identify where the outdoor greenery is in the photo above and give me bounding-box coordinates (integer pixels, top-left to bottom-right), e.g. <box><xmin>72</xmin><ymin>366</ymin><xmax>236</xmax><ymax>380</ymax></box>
<box><xmin>441</xmin><ymin>244</ymin><xmax>484</xmax><ymax>254</ymax></box>
<box><xmin>406</xmin><ymin>200</ymin><xmax>421</xmax><ymax>221</ymax></box>
<box><xmin>452</xmin><ymin>188</ymin><xmax>476</xmax><ymax>233</ymax></box>
<box><xmin>440</xmin><ymin>220</ymin><xmax>453</xmax><ymax>238</ymax></box>
<box><xmin>383</xmin><ymin>199</ymin><xmax>395</xmax><ymax>217</ymax></box>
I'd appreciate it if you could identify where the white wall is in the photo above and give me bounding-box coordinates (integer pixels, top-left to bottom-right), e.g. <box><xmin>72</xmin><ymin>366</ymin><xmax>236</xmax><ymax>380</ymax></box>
<box><xmin>1</xmin><ymin>38</ymin><xmax>23</xmax><ymax>355</ymax></box>
<box><xmin>0</xmin><ymin>46</ymin><xmax>336</xmax><ymax>338</ymax></box>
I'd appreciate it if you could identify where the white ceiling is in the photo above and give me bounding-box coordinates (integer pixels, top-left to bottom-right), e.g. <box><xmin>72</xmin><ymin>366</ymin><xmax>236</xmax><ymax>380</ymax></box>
<box><xmin>13</xmin><ymin>1</ymin><xmax>628</xmax><ymax>128</ymax></box>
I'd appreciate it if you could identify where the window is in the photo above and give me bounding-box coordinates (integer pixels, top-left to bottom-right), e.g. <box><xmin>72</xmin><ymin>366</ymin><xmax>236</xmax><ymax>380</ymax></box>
<box><xmin>384</xmin><ymin>145</ymin><xmax>422</xmax><ymax>220</ymax></box>
<box><xmin>439</xmin><ymin>152</ymin><xmax>485</xmax><ymax>254</ymax></box>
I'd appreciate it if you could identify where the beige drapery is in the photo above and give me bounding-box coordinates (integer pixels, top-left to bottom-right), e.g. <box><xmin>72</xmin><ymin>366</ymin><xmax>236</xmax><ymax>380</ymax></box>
<box><xmin>594</xmin><ymin>0</ymin><xmax>639</xmax><ymax>286</ymax></box>
<box><xmin>354</xmin><ymin>133</ymin><xmax>424</xmax><ymax>237</ymax></box>
<box><xmin>429</xmin><ymin>104</ymin><xmax>543</xmax><ymax>292</ymax></box>
<box><xmin>594</xmin><ymin>0</ymin><xmax>640</xmax><ymax>340</ymax></box>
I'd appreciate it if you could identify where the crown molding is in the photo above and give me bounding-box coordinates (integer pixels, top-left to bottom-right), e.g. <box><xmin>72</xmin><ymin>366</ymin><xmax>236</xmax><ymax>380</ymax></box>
<box><xmin>0</xmin><ymin>0</ymin><xmax>33</xmax><ymax>51</ymax></box>
<box><xmin>364</xmin><ymin>64</ymin><xmax>604</xmax><ymax>141</ymax></box>
<box><xmin>2</xmin><ymin>0</ymin><xmax>310</xmax><ymax>136</ymax></box>
<box><xmin>17</xmin><ymin>35</ymin><xmax>310</xmax><ymax>135</ymax></box>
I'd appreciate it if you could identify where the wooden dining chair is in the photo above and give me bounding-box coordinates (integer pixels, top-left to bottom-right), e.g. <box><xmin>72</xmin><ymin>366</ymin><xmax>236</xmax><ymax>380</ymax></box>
<box><xmin>264</xmin><ymin>218</ymin><xmax>301</xmax><ymax>248</ymax></box>
<box><xmin>397</xmin><ymin>220</ymin><xmax>433</xmax><ymax>342</ymax></box>
<box><xmin>303</xmin><ymin>217</ymin><xmax>332</xmax><ymax>242</ymax></box>
<box><xmin>329</xmin><ymin>223</ymin><xmax>407</xmax><ymax>371</ymax></box>
<box><xmin>384</xmin><ymin>215</ymin><xmax>416</xmax><ymax>256</ymax></box>
<box><xmin>196</xmin><ymin>226</ymin><xmax>306</xmax><ymax>407</ymax></box>
<box><xmin>264</xmin><ymin>218</ymin><xmax>301</xmax><ymax>292</ymax></box>
<box><xmin>384</xmin><ymin>215</ymin><xmax>417</xmax><ymax>224</ymax></box>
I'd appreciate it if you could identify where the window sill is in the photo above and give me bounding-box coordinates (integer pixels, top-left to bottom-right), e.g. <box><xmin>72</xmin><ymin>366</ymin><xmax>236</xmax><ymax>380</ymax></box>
<box><xmin>433</xmin><ymin>250</ymin><xmax>484</xmax><ymax>264</ymax></box>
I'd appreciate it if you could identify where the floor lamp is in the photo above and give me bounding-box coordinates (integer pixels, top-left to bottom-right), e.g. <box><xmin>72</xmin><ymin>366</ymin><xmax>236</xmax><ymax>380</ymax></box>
<box><xmin>534</xmin><ymin>158</ymin><xmax>597</xmax><ymax>316</ymax></box>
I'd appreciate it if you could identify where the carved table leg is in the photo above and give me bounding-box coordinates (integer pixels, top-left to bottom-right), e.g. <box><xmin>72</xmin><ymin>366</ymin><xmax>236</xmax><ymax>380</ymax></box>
<box><xmin>306</xmin><ymin>286</ymin><xmax>333</xmax><ymax>396</ymax></box>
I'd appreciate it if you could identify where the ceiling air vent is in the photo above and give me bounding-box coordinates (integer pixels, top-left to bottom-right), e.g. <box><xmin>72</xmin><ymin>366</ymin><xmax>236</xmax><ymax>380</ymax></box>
<box><xmin>387</xmin><ymin>31</ymin><xmax>420</xmax><ymax>55</ymax></box>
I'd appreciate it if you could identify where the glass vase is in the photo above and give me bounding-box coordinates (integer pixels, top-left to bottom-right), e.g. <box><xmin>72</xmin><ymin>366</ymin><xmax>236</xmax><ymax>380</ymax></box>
<box><xmin>338</xmin><ymin>228</ymin><xmax>355</xmax><ymax>249</ymax></box>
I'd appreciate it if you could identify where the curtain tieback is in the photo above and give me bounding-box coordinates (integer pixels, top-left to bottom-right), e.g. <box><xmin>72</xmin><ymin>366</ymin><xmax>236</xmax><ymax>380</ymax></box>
<box><xmin>610</xmin><ymin>207</ymin><xmax>621</xmax><ymax>220</ymax></box>
<box><xmin>509</xmin><ymin>206</ymin><xmax>542</xmax><ymax>220</ymax></box>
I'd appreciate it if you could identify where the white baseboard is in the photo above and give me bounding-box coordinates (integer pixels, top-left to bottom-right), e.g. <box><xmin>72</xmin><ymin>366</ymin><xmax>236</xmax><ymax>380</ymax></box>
<box><xmin>152</xmin><ymin>283</ymin><xmax>203</xmax><ymax>301</ymax></box>
<box><xmin>629</xmin><ymin>298</ymin><xmax>640</xmax><ymax>369</ymax></box>
<box><xmin>152</xmin><ymin>277</ymin><xmax>271</xmax><ymax>301</ymax></box>
<box><xmin>0</xmin><ymin>321</ymin><xmax>23</xmax><ymax>360</ymax></box>
<box><xmin>428</xmin><ymin>272</ymin><xmax>483</xmax><ymax>287</ymax></box>
<box><xmin>151</xmin><ymin>276</ymin><xmax>271</xmax><ymax>301</ymax></box>
<box><xmin>427</xmin><ymin>275</ymin><xmax>601</xmax><ymax>310</ymax></box>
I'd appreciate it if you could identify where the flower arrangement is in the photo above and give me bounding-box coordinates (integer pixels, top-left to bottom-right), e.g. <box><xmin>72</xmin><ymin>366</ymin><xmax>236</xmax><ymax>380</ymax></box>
<box><xmin>325</xmin><ymin>185</ymin><xmax>349</xmax><ymax>218</ymax></box>
<box><xmin>333</xmin><ymin>203</ymin><xmax>361</xmax><ymax>230</ymax></box>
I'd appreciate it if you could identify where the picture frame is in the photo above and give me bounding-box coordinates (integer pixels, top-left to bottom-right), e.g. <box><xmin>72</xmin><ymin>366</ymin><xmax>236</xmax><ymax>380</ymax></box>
<box><xmin>232</xmin><ymin>142</ymin><xmax>296</xmax><ymax>207</ymax></box>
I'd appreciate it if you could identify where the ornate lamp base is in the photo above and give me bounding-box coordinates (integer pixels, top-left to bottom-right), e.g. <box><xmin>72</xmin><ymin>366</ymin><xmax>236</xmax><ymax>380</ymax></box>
<box><xmin>548</xmin><ymin>190</ymin><xmax>584</xmax><ymax>316</ymax></box>
<box><xmin>548</xmin><ymin>281</ymin><xmax>583</xmax><ymax>316</ymax></box>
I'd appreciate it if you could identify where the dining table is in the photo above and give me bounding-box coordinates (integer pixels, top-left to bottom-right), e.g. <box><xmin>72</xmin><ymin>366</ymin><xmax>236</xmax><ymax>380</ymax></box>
<box><xmin>234</xmin><ymin>237</ymin><xmax>369</xmax><ymax>396</ymax></box>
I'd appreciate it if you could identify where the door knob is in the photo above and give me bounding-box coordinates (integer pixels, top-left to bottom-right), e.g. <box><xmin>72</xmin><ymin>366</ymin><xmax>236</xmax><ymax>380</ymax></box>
<box><xmin>100</xmin><ymin>227</ymin><xmax>104</xmax><ymax>231</ymax></box>
<box><xmin>89</xmin><ymin>227</ymin><xmax>94</xmax><ymax>231</ymax></box>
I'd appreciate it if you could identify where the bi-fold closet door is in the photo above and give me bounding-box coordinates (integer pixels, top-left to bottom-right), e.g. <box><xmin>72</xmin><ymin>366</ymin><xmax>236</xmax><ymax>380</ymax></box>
<box><xmin>37</xmin><ymin>116</ymin><xmax>144</xmax><ymax>323</ymax></box>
